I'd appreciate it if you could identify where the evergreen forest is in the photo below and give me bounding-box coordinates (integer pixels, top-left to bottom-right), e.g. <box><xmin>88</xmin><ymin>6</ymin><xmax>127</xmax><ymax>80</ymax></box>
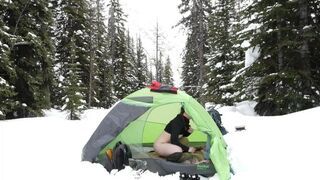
<box><xmin>1</xmin><ymin>0</ymin><xmax>320</xmax><ymax>120</ymax></box>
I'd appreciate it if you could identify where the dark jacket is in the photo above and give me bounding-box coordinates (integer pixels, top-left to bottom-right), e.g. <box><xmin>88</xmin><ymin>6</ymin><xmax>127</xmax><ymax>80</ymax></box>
<box><xmin>164</xmin><ymin>114</ymin><xmax>191</xmax><ymax>152</ymax></box>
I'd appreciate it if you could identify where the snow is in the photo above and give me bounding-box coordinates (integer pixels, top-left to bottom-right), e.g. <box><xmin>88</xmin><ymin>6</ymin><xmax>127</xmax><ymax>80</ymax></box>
<box><xmin>215</xmin><ymin>62</ymin><xmax>223</xmax><ymax>68</ymax></box>
<box><xmin>225</xmin><ymin>107</ymin><xmax>320</xmax><ymax>179</ymax></box>
<box><xmin>245</xmin><ymin>46</ymin><xmax>260</xmax><ymax>68</ymax></box>
<box><xmin>311</xmin><ymin>13</ymin><xmax>315</xmax><ymax>18</ymax></box>
<box><xmin>240</xmin><ymin>40</ymin><xmax>250</xmax><ymax>48</ymax></box>
<box><xmin>303</xmin><ymin>25</ymin><xmax>312</xmax><ymax>30</ymax></box>
<box><xmin>239</xmin><ymin>23</ymin><xmax>261</xmax><ymax>36</ymax></box>
<box><xmin>27</xmin><ymin>32</ymin><xmax>37</xmax><ymax>38</ymax></box>
<box><xmin>0</xmin><ymin>77</ymin><xmax>7</xmax><ymax>85</ymax></box>
<box><xmin>1</xmin><ymin>103</ymin><xmax>320</xmax><ymax>180</ymax></box>
<box><xmin>3</xmin><ymin>25</ymin><xmax>10</xmax><ymax>31</ymax></box>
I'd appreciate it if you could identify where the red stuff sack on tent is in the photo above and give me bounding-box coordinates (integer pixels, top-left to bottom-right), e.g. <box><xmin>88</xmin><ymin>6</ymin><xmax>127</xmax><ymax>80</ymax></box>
<box><xmin>148</xmin><ymin>81</ymin><xmax>178</xmax><ymax>94</ymax></box>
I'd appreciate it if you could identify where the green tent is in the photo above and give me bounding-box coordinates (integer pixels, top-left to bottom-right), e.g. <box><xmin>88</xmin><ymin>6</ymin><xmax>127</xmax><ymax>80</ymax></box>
<box><xmin>82</xmin><ymin>87</ymin><xmax>230</xmax><ymax>180</ymax></box>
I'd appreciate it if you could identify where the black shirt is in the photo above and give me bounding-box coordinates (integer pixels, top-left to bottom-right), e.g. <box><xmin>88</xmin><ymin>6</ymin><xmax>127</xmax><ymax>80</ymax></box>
<box><xmin>164</xmin><ymin>114</ymin><xmax>191</xmax><ymax>152</ymax></box>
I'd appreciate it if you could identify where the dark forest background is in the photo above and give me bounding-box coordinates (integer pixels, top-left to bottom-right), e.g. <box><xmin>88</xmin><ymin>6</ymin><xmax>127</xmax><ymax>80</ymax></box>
<box><xmin>1</xmin><ymin>0</ymin><xmax>320</xmax><ymax>120</ymax></box>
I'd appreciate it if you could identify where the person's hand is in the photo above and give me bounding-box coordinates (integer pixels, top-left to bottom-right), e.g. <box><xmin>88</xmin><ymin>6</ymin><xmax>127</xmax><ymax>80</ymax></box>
<box><xmin>195</xmin><ymin>145</ymin><xmax>204</xmax><ymax>151</ymax></box>
<box><xmin>188</xmin><ymin>147</ymin><xmax>196</xmax><ymax>153</ymax></box>
<box><xmin>187</xmin><ymin>127</ymin><xmax>193</xmax><ymax>133</ymax></box>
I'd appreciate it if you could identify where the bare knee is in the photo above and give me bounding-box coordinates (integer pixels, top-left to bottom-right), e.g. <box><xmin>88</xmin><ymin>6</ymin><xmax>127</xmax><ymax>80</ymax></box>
<box><xmin>171</xmin><ymin>145</ymin><xmax>183</xmax><ymax>153</ymax></box>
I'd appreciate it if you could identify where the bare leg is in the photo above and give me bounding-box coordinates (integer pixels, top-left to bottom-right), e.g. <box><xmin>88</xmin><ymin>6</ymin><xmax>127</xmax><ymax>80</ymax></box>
<box><xmin>154</xmin><ymin>131</ymin><xmax>183</xmax><ymax>157</ymax></box>
<box><xmin>154</xmin><ymin>142</ymin><xmax>182</xmax><ymax>157</ymax></box>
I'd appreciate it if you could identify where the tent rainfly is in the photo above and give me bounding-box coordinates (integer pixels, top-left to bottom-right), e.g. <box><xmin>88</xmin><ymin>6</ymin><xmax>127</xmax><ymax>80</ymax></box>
<box><xmin>82</xmin><ymin>86</ymin><xmax>230</xmax><ymax>180</ymax></box>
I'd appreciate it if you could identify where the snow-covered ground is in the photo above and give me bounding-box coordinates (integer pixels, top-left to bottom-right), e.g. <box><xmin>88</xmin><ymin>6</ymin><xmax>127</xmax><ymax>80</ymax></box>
<box><xmin>1</xmin><ymin>102</ymin><xmax>320</xmax><ymax>180</ymax></box>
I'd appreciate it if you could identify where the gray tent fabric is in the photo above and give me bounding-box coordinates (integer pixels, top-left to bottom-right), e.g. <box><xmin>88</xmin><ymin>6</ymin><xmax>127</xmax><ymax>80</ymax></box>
<box><xmin>132</xmin><ymin>158</ymin><xmax>216</xmax><ymax>177</ymax></box>
<box><xmin>82</xmin><ymin>102</ymin><xmax>149</xmax><ymax>162</ymax></box>
<box><xmin>126</xmin><ymin>96</ymin><xmax>153</xmax><ymax>103</ymax></box>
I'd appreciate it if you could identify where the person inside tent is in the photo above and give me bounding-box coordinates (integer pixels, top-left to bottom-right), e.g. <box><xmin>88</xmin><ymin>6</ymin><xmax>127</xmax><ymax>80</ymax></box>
<box><xmin>153</xmin><ymin>107</ymin><xmax>197</xmax><ymax>162</ymax></box>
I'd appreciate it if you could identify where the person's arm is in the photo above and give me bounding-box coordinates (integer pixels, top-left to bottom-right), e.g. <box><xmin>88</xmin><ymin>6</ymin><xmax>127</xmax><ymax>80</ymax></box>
<box><xmin>170</xmin><ymin>121</ymin><xmax>190</xmax><ymax>152</ymax></box>
<box><xmin>182</xmin><ymin>120</ymin><xmax>193</xmax><ymax>137</ymax></box>
<box><xmin>182</xmin><ymin>127</ymin><xmax>192</xmax><ymax>137</ymax></box>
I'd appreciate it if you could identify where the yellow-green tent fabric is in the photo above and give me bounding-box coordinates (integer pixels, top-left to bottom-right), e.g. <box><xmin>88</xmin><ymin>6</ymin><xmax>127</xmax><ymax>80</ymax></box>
<box><xmin>82</xmin><ymin>88</ymin><xmax>230</xmax><ymax>180</ymax></box>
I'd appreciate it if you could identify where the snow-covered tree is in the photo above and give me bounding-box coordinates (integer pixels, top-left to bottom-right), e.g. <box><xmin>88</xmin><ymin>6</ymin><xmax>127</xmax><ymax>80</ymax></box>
<box><xmin>240</xmin><ymin>0</ymin><xmax>320</xmax><ymax>115</ymax></box>
<box><xmin>91</xmin><ymin>0</ymin><xmax>115</xmax><ymax>108</ymax></box>
<box><xmin>181</xmin><ymin>36</ymin><xmax>201</xmax><ymax>97</ymax></box>
<box><xmin>135</xmin><ymin>36</ymin><xmax>148</xmax><ymax>89</ymax></box>
<box><xmin>308</xmin><ymin>0</ymin><xmax>320</xmax><ymax>99</ymax></box>
<box><xmin>107</xmin><ymin>0</ymin><xmax>134</xmax><ymax>99</ymax></box>
<box><xmin>87</xmin><ymin>2</ymin><xmax>98</xmax><ymax>108</ymax></box>
<box><xmin>178</xmin><ymin>0</ymin><xmax>212</xmax><ymax>104</ymax></box>
<box><xmin>62</xmin><ymin>36</ymin><xmax>85</xmax><ymax>120</ymax></box>
<box><xmin>163</xmin><ymin>56</ymin><xmax>174</xmax><ymax>86</ymax></box>
<box><xmin>3</xmin><ymin>0</ymin><xmax>54</xmax><ymax>118</ymax></box>
<box><xmin>0</xmin><ymin>6</ymin><xmax>16</xmax><ymax>119</ymax></box>
<box><xmin>125</xmin><ymin>30</ymin><xmax>141</xmax><ymax>91</ymax></box>
<box><xmin>54</xmin><ymin>0</ymin><xmax>90</xmax><ymax>109</ymax></box>
<box><xmin>85</xmin><ymin>0</ymin><xmax>115</xmax><ymax>108</ymax></box>
<box><xmin>205</xmin><ymin>0</ymin><xmax>244</xmax><ymax>105</ymax></box>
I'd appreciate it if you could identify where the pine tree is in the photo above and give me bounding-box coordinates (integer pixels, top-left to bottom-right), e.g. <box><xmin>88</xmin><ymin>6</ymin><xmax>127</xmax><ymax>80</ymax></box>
<box><xmin>93</xmin><ymin>0</ymin><xmax>115</xmax><ymax>108</ymax></box>
<box><xmin>135</xmin><ymin>36</ymin><xmax>148</xmax><ymax>89</ymax></box>
<box><xmin>240</xmin><ymin>0</ymin><xmax>320</xmax><ymax>115</ymax></box>
<box><xmin>181</xmin><ymin>36</ymin><xmax>201</xmax><ymax>97</ymax></box>
<box><xmin>163</xmin><ymin>56</ymin><xmax>174</xmax><ymax>85</ymax></box>
<box><xmin>126</xmin><ymin>31</ymin><xmax>140</xmax><ymax>91</ymax></box>
<box><xmin>3</xmin><ymin>0</ymin><xmax>54</xmax><ymax>118</ymax></box>
<box><xmin>205</xmin><ymin>0</ymin><xmax>244</xmax><ymax>105</ymax></box>
<box><xmin>49</xmin><ymin>0</ymin><xmax>63</xmax><ymax>109</ymax></box>
<box><xmin>0</xmin><ymin>5</ymin><xmax>16</xmax><ymax>119</ymax></box>
<box><xmin>178</xmin><ymin>0</ymin><xmax>212</xmax><ymax>104</ymax></box>
<box><xmin>87</xmin><ymin>2</ymin><xmax>98</xmax><ymax>108</ymax></box>
<box><xmin>107</xmin><ymin>0</ymin><xmax>133</xmax><ymax>99</ymax></box>
<box><xmin>145</xmin><ymin>56</ymin><xmax>154</xmax><ymax>84</ymax></box>
<box><xmin>0</xmin><ymin>76</ymin><xmax>16</xmax><ymax>120</ymax></box>
<box><xmin>308</xmin><ymin>0</ymin><xmax>320</xmax><ymax>99</ymax></box>
<box><xmin>62</xmin><ymin>36</ymin><xmax>85</xmax><ymax>120</ymax></box>
<box><xmin>126</xmin><ymin>31</ymin><xmax>136</xmax><ymax>67</ymax></box>
<box><xmin>54</xmin><ymin>0</ymin><xmax>90</xmax><ymax>110</ymax></box>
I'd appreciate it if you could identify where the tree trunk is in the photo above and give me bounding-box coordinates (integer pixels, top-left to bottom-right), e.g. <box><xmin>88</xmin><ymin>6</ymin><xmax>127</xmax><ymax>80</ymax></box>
<box><xmin>195</xmin><ymin>0</ymin><xmax>206</xmax><ymax>105</ymax></box>
<box><xmin>88</xmin><ymin>3</ymin><xmax>96</xmax><ymax>108</ymax></box>
<box><xmin>277</xmin><ymin>13</ymin><xmax>283</xmax><ymax>71</ymax></box>
<box><xmin>155</xmin><ymin>21</ymin><xmax>160</xmax><ymax>81</ymax></box>
<box><xmin>299</xmin><ymin>0</ymin><xmax>310</xmax><ymax>76</ymax></box>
